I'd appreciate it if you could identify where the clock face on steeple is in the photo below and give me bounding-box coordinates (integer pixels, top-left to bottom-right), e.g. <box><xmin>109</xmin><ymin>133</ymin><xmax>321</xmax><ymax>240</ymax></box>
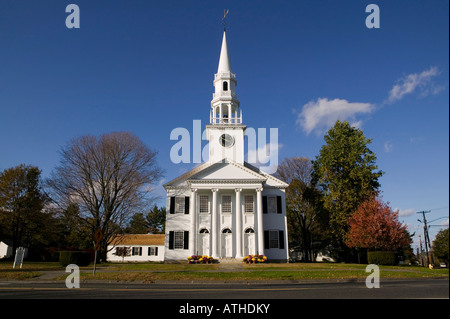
<box><xmin>220</xmin><ymin>134</ymin><xmax>235</xmax><ymax>148</ymax></box>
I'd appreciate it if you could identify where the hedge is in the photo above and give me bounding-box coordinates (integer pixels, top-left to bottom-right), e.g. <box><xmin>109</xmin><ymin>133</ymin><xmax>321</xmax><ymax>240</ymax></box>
<box><xmin>367</xmin><ymin>251</ymin><xmax>396</xmax><ymax>265</ymax></box>
<box><xmin>59</xmin><ymin>251</ymin><xmax>92</xmax><ymax>267</ymax></box>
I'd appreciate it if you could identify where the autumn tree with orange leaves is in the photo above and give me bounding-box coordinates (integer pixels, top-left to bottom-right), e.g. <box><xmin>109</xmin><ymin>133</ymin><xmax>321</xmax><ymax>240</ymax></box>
<box><xmin>346</xmin><ymin>197</ymin><xmax>412</xmax><ymax>251</ymax></box>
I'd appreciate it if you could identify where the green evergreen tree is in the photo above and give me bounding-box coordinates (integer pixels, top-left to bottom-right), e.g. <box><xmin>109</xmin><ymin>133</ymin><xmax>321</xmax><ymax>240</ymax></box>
<box><xmin>312</xmin><ymin>121</ymin><xmax>384</xmax><ymax>251</ymax></box>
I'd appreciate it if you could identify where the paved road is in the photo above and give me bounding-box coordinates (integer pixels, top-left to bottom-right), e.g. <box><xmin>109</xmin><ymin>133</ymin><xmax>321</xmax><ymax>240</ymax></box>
<box><xmin>0</xmin><ymin>278</ymin><xmax>448</xmax><ymax>299</ymax></box>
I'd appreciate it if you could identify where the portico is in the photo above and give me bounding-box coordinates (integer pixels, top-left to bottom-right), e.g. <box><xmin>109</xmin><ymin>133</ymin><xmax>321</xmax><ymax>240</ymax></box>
<box><xmin>187</xmin><ymin>184</ymin><xmax>265</xmax><ymax>259</ymax></box>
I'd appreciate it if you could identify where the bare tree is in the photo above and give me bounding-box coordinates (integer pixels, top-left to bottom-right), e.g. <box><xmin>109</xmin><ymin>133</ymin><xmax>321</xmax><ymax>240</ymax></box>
<box><xmin>274</xmin><ymin>157</ymin><xmax>313</xmax><ymax>186</ymax></box>
<box><xmin>46</xmin><ymin>132</ymin><xmax>163</xmax><ymax>261</ymax></box>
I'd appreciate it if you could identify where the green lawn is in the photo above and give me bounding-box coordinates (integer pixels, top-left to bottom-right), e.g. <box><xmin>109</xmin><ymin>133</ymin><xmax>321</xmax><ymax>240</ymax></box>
<box><xmin>1</xmin><ymin>261</ymin><xmax>448</xmax><ymax>281</ymax></box>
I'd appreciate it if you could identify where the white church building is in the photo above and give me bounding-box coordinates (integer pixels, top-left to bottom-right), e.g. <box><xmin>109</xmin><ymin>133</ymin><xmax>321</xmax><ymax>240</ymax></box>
<box><xmin>163</xmin><ymin>30</ymin><xmax>289</xmax><ymax>262</ymax></box>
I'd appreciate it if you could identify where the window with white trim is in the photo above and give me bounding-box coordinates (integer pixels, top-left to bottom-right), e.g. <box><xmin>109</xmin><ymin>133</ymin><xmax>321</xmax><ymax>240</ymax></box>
<box><xmin>175</xmin><ymin>197</ymin><xmax>185</xmax><ymax>214</ymax></box>
<box><xmin>148</xmin><ymin>247</ymin><xmax>158</xmax><ymax>256</ymax></box>
<box><xmin>244</xmin><ymin>195</ymin><xmax>254</xmax><ymax>213</ymax></box>
<box><xmin>222</xmin><ymin>195</ymin><xmax>232</xmax><ymax>213</ymax></box>
<box><xmin>269</xmin><ymin>231</ymin><xmax>279</xmax><ymax>249</ymax></box>
<box><xmin>268</xmin><ymin>196</ymin><xmax>277</xmax><ymax>214</ymax></box>
<box><xmin>199</xmin><ymin>195</ymin><xmax>209</xmax><ymax>213</ymax></box>
<box><xmin>132</xmin><ymin>247</ymin><xmax>142</xmax><ymax>256</ymax></box>
<box><xmin>174</xmin><ymin>231</ymin><xmax>185</xmax><ymax>249</ymax></box>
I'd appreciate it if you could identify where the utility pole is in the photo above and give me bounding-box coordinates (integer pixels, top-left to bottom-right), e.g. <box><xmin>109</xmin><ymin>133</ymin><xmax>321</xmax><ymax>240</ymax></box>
<box><xmin>417</xmin><ymin>210</ymin><xmax>434</xmax><ymax>268</ymax></box>
<box><xmin>418</xmin><ymin>235</ymin><xmax>423</xmax><ymax>266</ymax></box>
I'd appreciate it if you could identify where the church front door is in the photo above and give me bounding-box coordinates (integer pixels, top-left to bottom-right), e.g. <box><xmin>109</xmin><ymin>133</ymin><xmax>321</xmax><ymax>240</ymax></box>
<box><xmin>221</xmin><ymin>233</ymin><xmax>232</xmax><ymax>257</ymax></box>
<box><xmin>244</xmin><ymin>233</ymin><xmax>255</xmax><ymax>256</ymax></box>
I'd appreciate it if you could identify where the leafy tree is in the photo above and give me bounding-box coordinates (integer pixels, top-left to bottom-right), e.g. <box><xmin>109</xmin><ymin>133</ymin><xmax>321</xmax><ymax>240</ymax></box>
<box><xmin>146</xmin><ymin>205</ymin><xmax>166</xmax><ymax>234</ymax></box>
<box><xmin>0</xmin><ymin>165</ymin><xmax>49</xmax><ymax>258</ymax></box>
<box><xmin>312</xmin><ymin>121</ymin><xmax>384</xmax><ymax>247</ymax></box>
<box><xmin>285</xmin><ymin>178</ymin><xmax>326</xmax><ymax>261</ymax></box>
<box><xmin>432</xmin><ymin>228</ymin><xmax>449</xmax><ymax>265</ymax></box>
<box><xmin>276</xmin><ymin>157</ymin><xmax>328</xmax><ymax>261</ymax></box>
<box><xmin>57</xmin><ymin>203</ymin><xmax>92</xmax><ymax>249</ymax></box>
<box><xmin>346</xmin><ymin>196</ymin><xmax>411</xmax><ymax>252</ymax></box>
<box><xmin>46</xmin><ymin>132</ymin><xmax>163</xmax><ymax>261</ymax></box>
<box><xmin>126</xmin><ymin>213</ymin><xmax>149</xmax><ymax>234</ymax></box>
<box><xmin>124</xmin><ymin>206</ymin><xmax>166</xmax><ymax>234</ymax></box>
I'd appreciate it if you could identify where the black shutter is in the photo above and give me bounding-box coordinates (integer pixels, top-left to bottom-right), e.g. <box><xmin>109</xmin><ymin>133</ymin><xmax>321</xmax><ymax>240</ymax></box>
<box><xmin>185</xmin><ymin>197</ymin><xmax>190</xmax><ymax>214</ymax></box>
<box><xmin>155</xmin><ymin>247</ymin><xmax>158</xmax><ymax>256</ymax></box>
<box><xmin>264</xmin><ymin>231</ymin><xmax>270</xmax><ymax>249</ymax></box>
<box><xmin>263</xmin><ymin>196</ymin><xmax>268</xmax><ymax>214</ymax></box>
<box><xmin>184</xmin><ymin>231</ymin><xmax>189</xmax><ymax>249</ymax></box>
<box><xmin>169</xmin><ymin>231</ymin><xmax>174</xmax><ymax>249</ymax></box>
<box><xmin>279</xmin><ymin>231</ymin><xmax>285</xmax><ymax>249</ymax></box>
<box><xmin>277</xmin><ymin>196</ymin><xmax>282</xmax><ymax>214</ymax></box>
<box><xmin>139</xmin><ymin>247</ymin><xmax>142</xmax><ymax>256</ymax></box>
<box><xmin>170</xmin><ymin>197</ymin><xmax>175</xmax><ymax>214</ymax></box>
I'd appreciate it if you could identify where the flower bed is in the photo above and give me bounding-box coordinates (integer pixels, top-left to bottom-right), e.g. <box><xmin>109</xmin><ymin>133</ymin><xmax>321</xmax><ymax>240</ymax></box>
<box><xmin>187</xmin><ymin>255</ymin><xmax>214</xmax><ymax>264</ymax></box>
<box><xmin>243</xmin><ymin>254</ymin><xmax>267</xmax><ymax>264</ymax></box>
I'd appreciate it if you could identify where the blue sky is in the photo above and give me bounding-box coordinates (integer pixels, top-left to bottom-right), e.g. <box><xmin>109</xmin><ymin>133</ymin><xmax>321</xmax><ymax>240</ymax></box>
<box><xmin>0</xmin><ymin>0</ymin><xmax>448</xmax><ymax>249</ymax></box>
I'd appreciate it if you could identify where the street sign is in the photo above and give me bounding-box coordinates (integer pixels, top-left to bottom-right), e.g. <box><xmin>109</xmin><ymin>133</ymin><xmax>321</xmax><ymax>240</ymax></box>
<box><xmin>94</xmin><ymin>228</ymin><xmax>103</xmax><ymax>243</ymax></box>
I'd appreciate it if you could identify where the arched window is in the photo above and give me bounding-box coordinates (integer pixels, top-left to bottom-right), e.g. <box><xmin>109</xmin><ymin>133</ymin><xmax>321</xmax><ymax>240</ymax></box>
<box><xmin>223</xmin><ymin>81</ymin><xmax>228</xmax><ymax>91</ymax></box>
<box><xmin>199</xmin><ymin>228</ymin><xmax>209</xmax><ymax>234</ymax></box>
<box><xmin>222</xmin><ymin>228</ymin><xmax>232</xmax><ymax>234</ymax></box>
<box><xmin>245</xmin><ymin>228</ymin><xmax>255</xmax><ymax>233</ymax></box>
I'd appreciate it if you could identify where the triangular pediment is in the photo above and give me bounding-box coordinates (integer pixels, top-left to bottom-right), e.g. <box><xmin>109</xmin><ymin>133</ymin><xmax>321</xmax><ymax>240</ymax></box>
<box><xmin>189</xmin><ymin>161</ymin><xmax>266</xmax><ymax>181</ymax></box>
<box><xmin>164</xmin><ymin>159</ymin><xmax>264</xmax><ymax>188</ymax></box>
<box><xmin>164</xmin><ymin>159</ymin><xmax>288</xmax><ymax>189</ymax></box>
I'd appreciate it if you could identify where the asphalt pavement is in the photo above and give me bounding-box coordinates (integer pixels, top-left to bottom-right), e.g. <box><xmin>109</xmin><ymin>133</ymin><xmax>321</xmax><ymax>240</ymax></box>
<box><xmin>0</xmin><ymin>277</ymin><xmax>448</xmax><ymax>299</ymax></box>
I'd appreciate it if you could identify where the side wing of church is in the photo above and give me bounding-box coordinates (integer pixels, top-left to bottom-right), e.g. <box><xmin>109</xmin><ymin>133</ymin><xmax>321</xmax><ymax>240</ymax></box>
<box><xmin>163</xmin><ymin>31</ymin><xmax>289</xmax><ymax>262</ymax></box>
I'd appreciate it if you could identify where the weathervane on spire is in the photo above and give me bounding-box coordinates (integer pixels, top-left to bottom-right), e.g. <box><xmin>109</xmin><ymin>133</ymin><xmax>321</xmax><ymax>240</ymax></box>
<box><xmin>222</xmin><ymin>9</ymin><xmax>229</xmax><ymax>31</ymax></box>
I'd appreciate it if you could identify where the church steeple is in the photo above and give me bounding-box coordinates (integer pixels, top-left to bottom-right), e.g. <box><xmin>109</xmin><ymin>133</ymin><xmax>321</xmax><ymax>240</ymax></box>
<box><xmin>217</xmin><ymin>31</ymin><xmax>232</xmax><ymax>74</ymax></box>
<box><xmin>207</xmin><ymin>29</ymin><xmax>245</xmax><ymax>165</ymax></box>
<box><xmin>210</xmin><ymin>30</ymin><xmax>241</xmax><ymax>125</ymax></box>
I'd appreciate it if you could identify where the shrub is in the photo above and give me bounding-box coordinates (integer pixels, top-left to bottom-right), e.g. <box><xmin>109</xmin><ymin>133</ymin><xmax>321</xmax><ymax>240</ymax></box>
<box><xmin>59</xmin><ymin>251</ymin><xmax>91</xmax><ymax>267</ymax></box>
<box><xmin>367</xmin><ymin>251</ymin><xmax>396</xmax><ymax>265</ymax></box>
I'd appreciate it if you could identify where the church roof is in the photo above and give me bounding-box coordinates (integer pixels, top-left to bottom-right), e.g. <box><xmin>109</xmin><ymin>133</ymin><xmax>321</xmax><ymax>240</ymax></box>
<box><xmin>217</xmin><ymin>31</ymin><xmax>232</xmax><ymax>74</ymax></box>
<box><xmin>110</xmin><ymin>234</ymin><xmax>165</xmax><ymax>246</ymax></box>
<box><xmin>163</xmin><ymin>159</ymin><xmax>288</xmax><ymax>189</ymax></box>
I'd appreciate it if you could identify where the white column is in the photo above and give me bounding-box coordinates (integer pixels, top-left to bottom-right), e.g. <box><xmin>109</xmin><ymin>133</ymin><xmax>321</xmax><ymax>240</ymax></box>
<box><xmin>189</xmin><ymin>188</ymin><xmax>197</xmax><ymax>256</ymax></box>
<box><xmin>256</xmin><ymin>188</ymin><xmax>264</xmax><ymax>255</ymax></box>
<box><xmin>211</xmin><ymin>188</ymin><xmax>218</xmax><ymax>258</ymax></box>
<box><xmin>235</xmin><ymin>188</ymin><xmax>242</xmax><ymax>258</ymax></box>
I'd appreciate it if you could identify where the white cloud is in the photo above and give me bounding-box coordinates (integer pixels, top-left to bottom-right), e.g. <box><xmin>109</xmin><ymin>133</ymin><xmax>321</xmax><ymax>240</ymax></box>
<box><xmin>384</xmin><ymin>141</ymin><xmax>394</xmax><ymax>153</ymax></box>
<box><xmin>395</xmin><ymin>208</ymin><xmax>415</xmax><ymax>217</ymax></box>
<box><xmin>387</xmin><ymin>66</ymin><xmax>441</xmax><ymax>103</ymax></box>
<box><xmin>296</xmin><ymin>98</ymin><xmax>374</xmax><ymax>136</ymax></box>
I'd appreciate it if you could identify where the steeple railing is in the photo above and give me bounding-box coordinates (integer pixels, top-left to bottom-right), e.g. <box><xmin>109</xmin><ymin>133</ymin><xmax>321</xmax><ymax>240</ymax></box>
<box><xmin>210</xmin><ymin>109</ymin><xmax>243</xmax><ymax>125</ymax></box>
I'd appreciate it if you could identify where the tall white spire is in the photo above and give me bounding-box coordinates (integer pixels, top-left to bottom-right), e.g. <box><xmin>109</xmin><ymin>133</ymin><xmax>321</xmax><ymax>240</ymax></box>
<box><xmin>217</xmin><ymin>31</ymin><xmax>232</xmax><ymax>73</ymax></box>
<box><xmin>207</xmin><ymin>27</ymin><xmax>245</xmax><ymax>165</ymax></box>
